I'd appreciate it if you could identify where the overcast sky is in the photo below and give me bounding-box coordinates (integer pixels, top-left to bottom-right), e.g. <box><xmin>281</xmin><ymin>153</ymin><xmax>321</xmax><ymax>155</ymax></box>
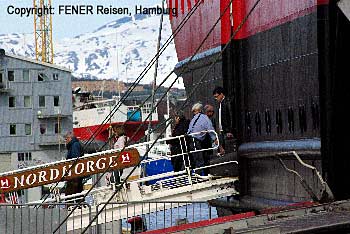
<box><xmin>0</xmin><ymin>0</ymin><xmax>161</xmax><ymax>39</ymax></box>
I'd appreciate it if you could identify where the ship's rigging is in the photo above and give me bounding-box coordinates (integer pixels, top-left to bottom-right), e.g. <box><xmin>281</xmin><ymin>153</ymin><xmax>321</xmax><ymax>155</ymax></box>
<box><xmin>20</xmin><ymin>0</ymin><xmax>261</xmax><ymax>231</ymax></box>
<box><xmin>1</xmin><ymin>0</ymin><xmax>349</xmax><ymax>233</ymax></box>
<box><xmin>35</xmin><ymin>0</ymin><xmax>209</xmax><ymax>221</ymax></box>
<box><xmin>50</xmin><ymin>0</ymin><xmax>264</xmax><ymax>232</ymax></box>
<box><xmin>0</xmin><ymin>1</ymin><xmax>344</xmax><ymax>232</ymax></box>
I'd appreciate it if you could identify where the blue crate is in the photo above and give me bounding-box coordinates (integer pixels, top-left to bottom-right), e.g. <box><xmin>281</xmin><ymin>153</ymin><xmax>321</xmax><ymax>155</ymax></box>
<box><xmin>145</xmin><ymin>159</ymin><xmax>174</xmax><ymax>185</ymax></box>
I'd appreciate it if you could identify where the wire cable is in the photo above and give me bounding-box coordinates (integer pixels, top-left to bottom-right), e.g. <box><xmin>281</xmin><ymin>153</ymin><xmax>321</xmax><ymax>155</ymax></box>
<box><xmin>80</xmin><ymin>0</ymin><xmax>205</xmax><ymax>151</ymax></box>
<box><xmin>37</xmin><ymin>0</ymin><xmax>205</xmax><ymax>208</ymax></box>
<box><xmin>53</xmin><ymin>0</ymin><xmax>235</xmax><ymax>231</ymax></box>
<box><xmin>80</xmin><ymin>0</ymin><xmax>263</xmax><ymax>232</ymax></box>
<box><xmin>72</xmin><ymin>0</ymin><xmax>265</xmax><ymax>232</ymax></box>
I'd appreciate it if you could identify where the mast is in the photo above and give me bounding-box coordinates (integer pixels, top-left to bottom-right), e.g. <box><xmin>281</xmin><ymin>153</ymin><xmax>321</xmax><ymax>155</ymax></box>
<box><xmin>165</xmin><ymin>91</ymin><xmax>172</xmax><ymax>138</ymax></box>
<box><xmin>147</xmin><ymin>0</ymin><xmax>164</xmax><ymax>143</ymax></box>
<box><xmin>116</xmin><ymin>30</ymin><xmax>121</xmax><ymax>99</ymax></box>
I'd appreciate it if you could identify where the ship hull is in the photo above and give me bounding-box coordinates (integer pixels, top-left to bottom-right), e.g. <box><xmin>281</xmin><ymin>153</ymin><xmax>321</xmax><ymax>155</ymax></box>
<box><xmin>232</xmin><ymin>2</ymin><xmax>322</xmax><ymax>202</ymax></box>
<box><xmin>73</xmin><ymin>121</ymin><xmax>158</xmax><ymax>152</ymax></box>
<box><xmin>171</xmin><ymin>0</ymin><xmax>350</xmax><ymax>202</ymax></box>
<box><xmin>72</xmin><ymin>99</ymin><xmax>159</xmax><ymax>152</ymax></box>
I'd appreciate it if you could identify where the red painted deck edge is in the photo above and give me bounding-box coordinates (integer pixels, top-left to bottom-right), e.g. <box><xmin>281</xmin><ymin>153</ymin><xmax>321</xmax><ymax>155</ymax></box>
<box><xmin>141</xmin><ymin>211</ymin><xmax>255</xmax><ymax>234</ymax></box>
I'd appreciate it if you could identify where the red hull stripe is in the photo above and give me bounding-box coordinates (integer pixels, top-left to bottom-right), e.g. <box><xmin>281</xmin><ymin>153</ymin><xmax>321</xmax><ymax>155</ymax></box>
<box><xmin>171</xmin><ymin>0</ymin><xmax>329</xmax><ymax>61</ymax></box>
<box><xmin>168</xmin><ymin>0</ymin><xmax>173</xmax><ymax>20</ymax></box>
<box><xmin>73</xmin><ymin>121</ymin><xmax>158</xmax><ymax>142</ymax></box>
<box><xmin>221</xmin><ymin>0</ymin><xmax>232</xmax><ymax>45</ymax></box>
<box><xmin>175</xmin><ymin>0</ymin><xmax>179</xmax><ymax>17</ymax></box>
<box><xmin>141</xmin><ymin>211</ymin><xmax>255</xmax><ymax>234</ymax></box>
<box><xmin>187</xmin><ymin>0</ymin><xmax>192</xmax><ymax>11</ymax></box>
<box><xmin>170</xmin><ymin>0</ymin><xmax>222</xmax><ymax>61</ymax></box>
<box><xmin>233</xmin><ymin>0</ymin><xmax>329</xmax><ymax>40</ymax></box>
<box><xmin>317</xmin><ymin>0</ymin><xmax>329</xmax><ymax>5</ymax></box>
<box><xmin>181</xmin><ymin>0</ymin><xmax>185</xmax><ymax>14</ymax></box>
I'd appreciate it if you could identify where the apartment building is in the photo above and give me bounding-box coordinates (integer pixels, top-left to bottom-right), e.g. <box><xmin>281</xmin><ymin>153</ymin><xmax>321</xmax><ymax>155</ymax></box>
<box><xmin>0</xmin><ymin>49</ymin><xmax>72</xmax><ymax>201</ymax></box>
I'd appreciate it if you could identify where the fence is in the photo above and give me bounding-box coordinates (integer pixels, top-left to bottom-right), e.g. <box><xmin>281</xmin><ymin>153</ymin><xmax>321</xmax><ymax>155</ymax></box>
<box><xmin>0</xmin><ymin>201</ymin><xmax>217</xmax><ymax>234</ymax></box>
<box><xmin>0</xmin><ymin>203</ymin><xmax>93</xmax><ymax>234</ymax></box>
<box><xmin>95</xmin><ymin>201</ymin><xmax>217</xmax><ymax>234</ymax></box>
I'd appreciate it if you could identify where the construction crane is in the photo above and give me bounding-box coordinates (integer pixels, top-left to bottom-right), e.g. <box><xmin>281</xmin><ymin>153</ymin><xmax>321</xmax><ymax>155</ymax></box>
<box><xmin>33</xmin><ymin>0</ymin><xmax>54</xmax><ymax>64</ymax></box>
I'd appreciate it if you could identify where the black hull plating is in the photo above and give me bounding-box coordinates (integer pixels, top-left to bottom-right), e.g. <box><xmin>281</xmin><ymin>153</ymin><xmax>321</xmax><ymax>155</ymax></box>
<box><xmin>176</xmin><ymin>3</ymin><xmax>350</xmax><ymax>202</ymax></box>
<box><xmin>233</xmin><ymin>3</ymin><xmax>350</xmax><ymax>202</ymax></box>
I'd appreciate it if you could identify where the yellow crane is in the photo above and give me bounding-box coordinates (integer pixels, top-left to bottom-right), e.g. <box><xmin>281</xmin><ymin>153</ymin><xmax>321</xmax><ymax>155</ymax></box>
<box><xmin>33</xmin><ymin>0</ymin><xmax>54</xmax><ymax>63</ymax></box>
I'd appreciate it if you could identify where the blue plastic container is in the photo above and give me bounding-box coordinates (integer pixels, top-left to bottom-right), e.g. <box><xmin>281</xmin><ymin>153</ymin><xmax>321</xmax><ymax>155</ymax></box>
<box><xmin>145</xmin><ymin>159</ymin><xmax>174</xmax><ymax>185</ymax></box>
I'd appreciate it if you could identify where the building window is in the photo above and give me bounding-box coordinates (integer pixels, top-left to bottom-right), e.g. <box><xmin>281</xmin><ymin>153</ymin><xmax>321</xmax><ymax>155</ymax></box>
<box><xmin>54</xmin><ymin>96</ymin><xmax>60</xmax><ymax>107</ymax></box>
<box><xmin>8</xmin><ymin>71</ymin><xmax>14</xmax><ymax>81</ymax></box>
<box><xmin>40</xmin><ymin>123</ymin><xmax>46</xmax><ymax>134</ymax></box>
<box><xmin>10</xmin><ymin>124</ymin><xmax>16</xmax><ymax>135</ymax></box>
<box><xmin>0</xmin><ymin>73</ymin><xmax>3</xmax><ymax>89</ymax></box>
<box><xmin>24</xmin><ymin>96</ymin><xmax>31</xmax><ymax>108</ymax></box>
<box><xmin>25</xmin><ymin>152</ymin><xmax>32</xmax><ymax>161</ymax></box>
<box><xmin>25</xmin><ymin>124</ymin><xmax>32</xmax><ymax>135</ymax></box>
<box><xmin>38</xmin><ymin>73</ymin><xmax>48</xmax><ymax>81</ymax></box>
<box><xmin>9</xmin><ymin>96</ymin><xmax>16</xmax><ymax>108</ymax></box>
<box><xmin>23</xmin><ymin>70</ymin><xmax>30</xmax><ymax>81</ymax></box>
<box><xmin>39</xmin><ymin>96</ymin><xmax>45</xmax><ymax>107</ymax></box>
<box><xmin>18</xmin><ymin>152</ymin><xmax>32</xmax><ymax>161</ymax></box>
<box><xmin>53</xmin><ymin>73</ymin><xmax>59</xmax><ymax>80</ymax></box>
<box><xmin>54</xmin><ymin>122</ymin><xmax>61</xmax><ymax>134</ymax></box>
<box><xmin>18</xmin><ymin>153</ymin><xmax>24</xmax><ymax>161</ymax></box>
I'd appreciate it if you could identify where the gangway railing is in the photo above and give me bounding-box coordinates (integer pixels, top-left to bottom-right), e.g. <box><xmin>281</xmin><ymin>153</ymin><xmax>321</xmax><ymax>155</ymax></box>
<box><xmin>0</xmin><ymin>130</ymin><xmax>220</xmax><ymax>193</ymax></box>
<box><xmin>8</xmin><ymin>131</ymin><xmax>238</xmax><ymax>206</ymax></box>
<box><xmin>1</xmin><ymin>131</ymin><xmax>238</xmax><ymax>233</ymax></box>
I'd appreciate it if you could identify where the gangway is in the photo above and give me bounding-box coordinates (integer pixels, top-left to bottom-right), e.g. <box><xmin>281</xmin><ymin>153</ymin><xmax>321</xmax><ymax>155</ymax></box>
<box><xmin>0</xmin><ymin>131</ymin><xmax>238</xmax><ymax>232</ymax></box>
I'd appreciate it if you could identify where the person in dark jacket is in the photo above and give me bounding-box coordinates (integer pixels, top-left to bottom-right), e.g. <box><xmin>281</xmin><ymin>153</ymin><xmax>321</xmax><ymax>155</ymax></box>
<box><xmin>64</xmin><ymin>132</ymin><xmax>84</xmax><ymax>196</ymax></box>
<box><xmin>167</xmin><ymin>111</ymin><xmax>190</xmax><ymax>172</ymax></box>
<box><xmin>65</xmin><ymin>133</ymin><xmax>82</xmax><ymax>160</ymax></box>
<box><xmin>213</xmin><ymin>87</ymin><xmax>234</xmax><ymax>153</ymax></box>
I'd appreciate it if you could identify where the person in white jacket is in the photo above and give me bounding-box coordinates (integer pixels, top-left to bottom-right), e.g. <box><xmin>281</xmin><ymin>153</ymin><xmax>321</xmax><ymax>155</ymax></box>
<box><xmin>114</xmin><ymin>126</ymin><xmax>129</xmax><ymax>149</ymax></box>
<box><xmin>106</xmin><ymin>126</ymin><xmax>130</xmax><ymax>187</ymax></box>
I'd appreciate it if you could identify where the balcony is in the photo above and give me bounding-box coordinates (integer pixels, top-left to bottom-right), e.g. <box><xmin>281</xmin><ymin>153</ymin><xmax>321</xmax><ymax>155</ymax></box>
<box><xmin>0</xmin><ymin>82</ymin><xmax>11</xmax><ymax>93</ymax></box>
<box><xmin>38</xmin><ymin>135</ymin><xmax>64</xmax><ymax>146</ymax></box>
<box><xmin>37</xmin><ymin>107</ymin><xmax>71</xmax><ymax>119</ymax></box>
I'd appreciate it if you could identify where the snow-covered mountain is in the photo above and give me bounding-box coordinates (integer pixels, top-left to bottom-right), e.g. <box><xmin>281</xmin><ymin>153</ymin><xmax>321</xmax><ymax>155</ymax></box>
<box><xmin>0</xmin><ymin>13</ymin><xmax>182</xmax><ymax>87</ymax></box>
